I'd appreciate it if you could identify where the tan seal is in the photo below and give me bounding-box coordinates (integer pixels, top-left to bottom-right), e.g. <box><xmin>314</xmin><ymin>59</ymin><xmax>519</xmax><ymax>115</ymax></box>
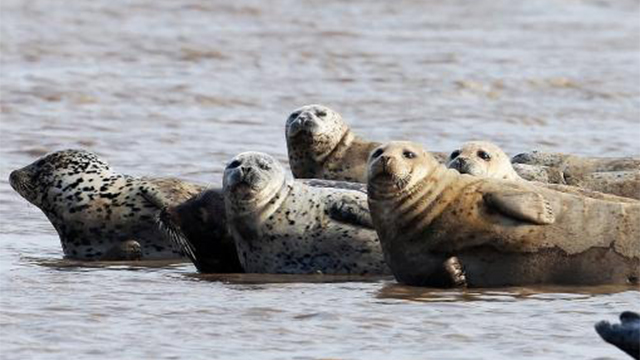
<box><xmin>367</xmin><ymin>141</ymin><xmax>640</xmax><ymax>287</ymax></box>
<box><xmin>447</xmin><ymin>141</ymin><xmax>522</xmax><ymax>181</ymax></box>
<box><xmin>285</xmin><ymin>104</ymin><xmax>449</xmax><ymax>183</ymax></box>
<box><xmin>449</xmin><ymin>141</ymin><xmax>640</xmax><ymax>200</ymax></box>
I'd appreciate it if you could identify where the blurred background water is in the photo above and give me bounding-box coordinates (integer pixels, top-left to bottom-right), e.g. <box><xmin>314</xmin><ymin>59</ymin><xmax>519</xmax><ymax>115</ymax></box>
<box><xmin>0</xmin><ymin>0</ymin><xmax>639</xmax><ymax>359</ymax></box>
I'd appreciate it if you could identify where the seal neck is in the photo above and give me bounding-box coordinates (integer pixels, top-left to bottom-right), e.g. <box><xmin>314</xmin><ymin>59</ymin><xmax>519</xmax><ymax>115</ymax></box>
<box><xmin>229</xmin><ymin>178</ymin><xmax>293</xmax><ymax>221</ymax></box>
<box><xmin>370</xmin><ymin>162</ymin><xmax>467</xmax><ymax>237</ymax></box>
<box><xmin>317</xmin><ymin>129</ymin><xmax>354</xmax><ymax>166</ymax></box>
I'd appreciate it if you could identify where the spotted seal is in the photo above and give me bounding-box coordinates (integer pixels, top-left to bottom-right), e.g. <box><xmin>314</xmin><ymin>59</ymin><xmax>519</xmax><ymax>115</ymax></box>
<box><xmin>222</xmin><ymin>151</ymin><xmax>390</xmax><ymax>275</ymax></box>
<box><xmin>367</xmin><ymin>141</ymin><xmax>640</xmax><ymax>287</ymax></box>
<box><xmin>9</xmin><ymin>149</ymin><xmax>204</xmax><ymax>260</ymax></box>
<box><xmin>449</xmin><ymin>141</ymin><xmax>640</xmax><ymax>200</ymax></box>
<box><xmin>512</xmin><ymin>150</ymin><xmax>640</xmax><ymax>199</ymax></box>
<box><xmin>285</xmin><ymin>104</ymin><xmax>449</xmax><ymax>183</ymax></box>
<box><xmin>595</xmin><ymin>311</ymin><xmax>640</xmax><ymax>359</ymax></box>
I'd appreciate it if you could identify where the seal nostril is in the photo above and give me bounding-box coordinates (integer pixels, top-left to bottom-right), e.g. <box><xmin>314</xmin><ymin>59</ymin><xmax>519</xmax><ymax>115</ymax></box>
<box><xmin>228</xmin><ymin>160</ymin><xmax>242</xmax><ymax>169</ymax></box>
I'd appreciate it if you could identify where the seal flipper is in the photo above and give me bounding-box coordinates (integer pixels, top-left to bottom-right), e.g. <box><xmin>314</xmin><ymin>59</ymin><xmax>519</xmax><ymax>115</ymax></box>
<box><xmin>101</xmin><ymin>240</ymin><xmax>142</xmax><ymax>261</ymax></box>
<box><xmin>327</xmin><ymin>195</ymin><xmax>374</xmax><ymax>229</ymax></box>
<box><xmin>483</xmin><ymin>191</ymin><xmax>555</xmax><ymax>225</ymax></box>
<box><xmin>595</xmin><ymin>311</ymin><xmax>640</xmax><ymax>360</ymax></box>
<box><xmin>138</xmin><ymin>184</ymin><xmax>198</xmax><ymax>264</ymax></box>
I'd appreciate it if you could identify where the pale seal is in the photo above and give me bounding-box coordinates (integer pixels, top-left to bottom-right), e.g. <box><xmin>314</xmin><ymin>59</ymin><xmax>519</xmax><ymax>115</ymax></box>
<box><xmin>595</xmin><ymin>311</ymin><xmax>640</xmax><ymax>359</ymax></box>
<box><xmin>447</xmin><ymin>141</ymin><xmax>522</xmax><ymax>181</ymax></box>
<box><xmin>512</xmin><ymin>150</ymin><xmax>640</xmax><ymax>199</ymax></box>
<box><xmin>144</xmin><ymin>188</ymin><xmax>244</xmax><ymax>273</ymax></box>
<box><xmin>449</xmin><ymin>141</ymin><xmax>640</xmax><ymax>200</ymax></box>
<box><xmin>9</xmin><ymin>149</ymin><xmax>204</xmax><ymax>260</ymax></box>
<box><xmin>366</xmin><ymin>141</ymin><xmax>640</xmax><ymax>287</ymax></box>
<box><xmin>285</xmin><ymin>104</ymin><xmax>448</xmax><ymax>183</ymax></box>
<box><xmin>222</xmin><ymin>151</ymin><xmax>390</xmax><ymax>275</ymax></box>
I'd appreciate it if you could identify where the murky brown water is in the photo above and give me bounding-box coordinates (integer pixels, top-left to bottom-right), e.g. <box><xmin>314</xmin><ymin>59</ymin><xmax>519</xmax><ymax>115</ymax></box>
<box><xmin>1</xmin><ymin>0</ymin><xmax>639</xmax><ymax>359</ymax></box>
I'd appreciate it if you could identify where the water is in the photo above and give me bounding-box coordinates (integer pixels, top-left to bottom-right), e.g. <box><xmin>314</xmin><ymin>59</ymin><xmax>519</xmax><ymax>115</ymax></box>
<box><xmin>1</xmin><ymin>0</ymin><xmax>639</xmax><ymax>358</ymax></box>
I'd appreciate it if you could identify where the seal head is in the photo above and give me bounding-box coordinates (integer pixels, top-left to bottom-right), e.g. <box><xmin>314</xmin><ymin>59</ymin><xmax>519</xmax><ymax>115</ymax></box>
<box><xmin>285</xmin><ymin>104</ymin><xmax>348</xmax><ymax>160</ymax></box>
<box><xmin>447</xmin><ymin>141</ymin><xmax>521</xmax><ymax>181</ymax></box>
<box><xmin>10</xmin><ymin>149</ymin><xmax>110</xmax><ymax>209</ymax></box>
<box><xmin>223</xmin><ymin>151</ymin><xmax>289</xmax><ymax>212</ymax></box>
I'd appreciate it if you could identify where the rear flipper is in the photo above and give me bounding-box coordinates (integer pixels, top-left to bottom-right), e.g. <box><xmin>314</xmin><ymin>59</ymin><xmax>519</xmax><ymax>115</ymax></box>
<box><xmin>444</xmin><ymin>257</ymin><xmax>467</xmax><ymax>287</ymax></box>
<box><xmin>595</xmin><ymin>311</ymin><xmax>640</xmax><ymax>360</ymax></box>
<box><xmin>101</xmin><ymin>240</ymin><xmax>142</xmax><ymax>261</ymax></box>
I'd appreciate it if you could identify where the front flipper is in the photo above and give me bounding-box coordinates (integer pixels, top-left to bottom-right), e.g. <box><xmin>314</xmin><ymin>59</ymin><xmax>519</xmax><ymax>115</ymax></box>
<box><xmin>139</xmin><ymin>184</ymin><xmax>198</xmax><ymax>264</ymax></box>
<box><xmin>484</xmin><ymin>191</ymin><xmax>555</xmax><ymax>225</ymax></box>
<box><xmin>327</xmin><ymin>195</ymin><xmax>373</xmax><ymax>229</ymax></box>
<box><xmin>101</xmin><ymin>240</ymin><xmax>142</xmax><ymax>261</ymax></box>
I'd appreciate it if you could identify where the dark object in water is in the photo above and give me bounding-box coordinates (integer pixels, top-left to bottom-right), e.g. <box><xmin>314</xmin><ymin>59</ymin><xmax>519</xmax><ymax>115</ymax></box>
<box><xmin>595</xmin><ymin>311</ymin><xmax>640</xmax><ymax>359</ymax></box>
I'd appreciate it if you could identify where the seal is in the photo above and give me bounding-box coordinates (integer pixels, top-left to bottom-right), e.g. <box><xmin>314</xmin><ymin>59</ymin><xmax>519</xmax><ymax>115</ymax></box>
<box><xmin>144</xmin><ymin>187</ymin><xmax>244</xmax><ymax>273</ymax></box>
<box><xmin>449</xmin><ymin>141</ymin><xmax>640</xmax><ymax>200</ymax></box>
<box><xmin>9</xmin><ymin>149</ymin><xmax>204</xmax><ymax>260</ymax></box>
<box><xmin>222</xmin><ymin>151</ymin><xmax>390</xmax><ymax>275</ymax></box>
<box><xmin>366</xmin><ymin>141</ymin><xmax>640</xmax><ymax>287</ymax></box>
<box><xmin>447</xmin><ymin>141</ymin><xmax>522</xmax><ymax>181</ymax></box>
<box><xmin>285</xmin><ymin>104</ymin><xmax>448</xmax><ymax>183</ymax></box>
<box><xmin>512</xmin><ymin>150</ymin><xmax>640</xmax><ymax>199</ymax></box>
<box><xmin>595</xmin><ymin>311</ymin><xmax>640</xmax><ymax>359</ymax></box>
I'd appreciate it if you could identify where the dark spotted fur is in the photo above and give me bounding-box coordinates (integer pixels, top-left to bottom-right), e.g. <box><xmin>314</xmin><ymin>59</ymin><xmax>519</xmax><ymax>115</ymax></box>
<box><xmin>10</xmin><ymin>149</ymin><xmax>203</xmax><ymax>260</ymax></box>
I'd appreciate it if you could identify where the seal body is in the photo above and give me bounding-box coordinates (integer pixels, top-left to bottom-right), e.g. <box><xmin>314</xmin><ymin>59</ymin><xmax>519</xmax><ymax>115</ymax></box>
<box><xmin>9</xmin><ymin>149</ymin><xmax>203</xmax><ymax>260</ymax></box>
<box><xmin>367</xmin><ymin>141</ymin><xmax>640</xmax><ymax>287</ymax></box>
<box><xmin>449</xmin><ymin>141</ymin><xmax>640</xmax><ymax>202</ymax></box>
<box><xmin>512</xmin><ymin>151</ymin><xmax>640</xmax><ymax>199</ymax></box>
<box><xmin>153</xmin><ymin>188</ymin><xmax>244</xmax><ymax>273</ymax></box>
<box><xmin>285</xmin><ymin>104</ymin><xmax>448</xmax><ymax>183</ymax></box>
<box><xmin>223</xmin><ymin>151</ymin><xmax>389</xmax><ymax>275</ymax></box>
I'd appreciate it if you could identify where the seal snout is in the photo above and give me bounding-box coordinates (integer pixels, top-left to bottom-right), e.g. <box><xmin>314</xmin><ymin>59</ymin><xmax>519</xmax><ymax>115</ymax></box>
<box><xmin>8</xmin><ymin>169</ymin><xmax>20</xmax><ymax>188</ymax></box>
<box><xmin>288</xmin><ymin>112</ymin><xmax>320</xmax><ymax>137</ymax></box>
<box><xmin>448</xmin><ymin>157</ymin><xmax>469</xmax><ymax>173</ymax></box>
<box><xmin>8</xmin><ymin>169</ymin><xmax>30</xmax><ymax>195</ymax></box>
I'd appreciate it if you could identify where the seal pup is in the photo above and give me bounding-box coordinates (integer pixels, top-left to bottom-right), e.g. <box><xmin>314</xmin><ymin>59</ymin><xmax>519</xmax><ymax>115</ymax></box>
<box><xmin>595</xmin><ymin>311</ymin><xmax>640</xmax><ymax>359</ymax></box>
<box><xmin>223</xmin><ymin>151</ymin><xmax>390</xmax><ymax>275</ymax></box>
<box><xmin>9</xmin><ymin>149</ymin><xmax>204</xmax><ymax>260</ymax></box>
<box><xmin>449</xmin><ymin>141</ymin><xmax>640</xmax><ymax>200</ymax></box>
<box><xmin>367</xmin><ymin>141</ymin><xmax>640</xmax><ymax>287</ymax></box>
<box><xmin>145</xmin><ymin>187</ymin><xmax>244</xmax><ymax>273</ymax></box>
<box><xmin>285</xmin><ymin>104</ymin><xmax>449</xmax><ymax>183</ymax></box>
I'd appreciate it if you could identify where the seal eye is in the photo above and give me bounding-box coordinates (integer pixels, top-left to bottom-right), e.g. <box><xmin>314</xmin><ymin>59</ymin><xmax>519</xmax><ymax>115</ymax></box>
<box><xmin>228</xmin><ymin>160</ymin><xmax>242</xmax><ymax>169</ymax></box>
<box><xmin>403</xmin><ymin>151</ymin><xmax>416</xmax><ymax>159</ymax></box>
<box><xmin>371</xmin><ymin>149</ymin><xmax>383</xmax><ymax>159</ymax></box>
<box><xmin>316</xmin><ymin>110</ymin><xmax>327</xmax><ymax>117</ymax></box>
<box><xmin>450</xmin><ymin>150</ymin><xmax>460</xmax><ymax>159</ymax></box>
<box><xmin>477</xmin><ymin>150</ymin><xmax>491</xmax><ymax>161</ymax></box>
<box><xmin>288</xmin><ymin>112</ymin><xmax>300</xmax><ymax>121</ymax></box>
<box><xmin>257</xmin><ymin>161</ymin><xmax>271</xmax><ymax>171</ymax></box>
